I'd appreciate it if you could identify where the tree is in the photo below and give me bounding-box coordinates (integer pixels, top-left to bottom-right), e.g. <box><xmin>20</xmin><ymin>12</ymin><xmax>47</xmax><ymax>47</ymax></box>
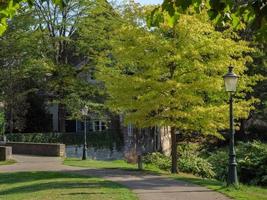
<box><xmin>150</xmin><ymin>0</ymin><xmax>267</xmax><ymax>42</ymax></box>
<box><xmin>62</xmin><ymin>0</ymin><xmax>120</xmax><ymax>121</ymax></box>
<box><xmin>0</xmin><ymin>7</ymin><xmax>52</xmax><ymax>133</ymax></box>
<box><xmin>0</xmin><ymin>0</ymin><xmax>115</xmax><ymax>133</ymax></box>
<box><xmin>98</xmin><ymin>3</ymin><xmax>259</xmax><ymax>173</ymax></box>
<box><xmin>0</xmin><ymin>0</ymin><xmax>65</xmax><ymax>35</ymax></box>
<box><xmin>150</xmin><ymin>0</ymin><xmax>267</xmax><ymax>138</ymax></box>
<box><xmin>31</xmin><ymin>0</ymin><xmax>96</xmax><ymax>132</ymax></box>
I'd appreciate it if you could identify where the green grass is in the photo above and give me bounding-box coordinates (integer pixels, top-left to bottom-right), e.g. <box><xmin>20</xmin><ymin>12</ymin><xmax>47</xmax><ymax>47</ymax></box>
<box><xmin>0</xmin><ymin>172</ymin><xmax>138</xmax><ymax>200</ymax></box>
<box><xmin>171</xmin><ymin>173</ymin><xmax>267</xmax><ymax>200</ymax></box>
<box><xmin>64</xmin><ymin>158</ymin><xmax>165</xmax><ymax>174</ymax></box>
<box><xmin>64</xmin><ymin>158</ymin><xmax>267</xmax><ymax>200</ymax></box>
<box><xmin>64</xmin><ymin>158</ymin><xmax>138</xmax><ymax>170</ymax></box>
<box><xmin>0</xmin><ymin>160</ymin><xmax>16</xmax><ymax>166</ymax></box>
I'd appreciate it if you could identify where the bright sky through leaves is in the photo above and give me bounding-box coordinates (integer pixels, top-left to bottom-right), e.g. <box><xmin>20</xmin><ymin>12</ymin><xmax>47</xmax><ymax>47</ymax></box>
<box><xmin>115</xmin><ymin>0</ymin><xmax>162</xmax><ymax>5</ymax></box>
<box><xmin>135</xmin><ymin>0</ymin><xmax>162</xmax><ymax>5</ymax></box>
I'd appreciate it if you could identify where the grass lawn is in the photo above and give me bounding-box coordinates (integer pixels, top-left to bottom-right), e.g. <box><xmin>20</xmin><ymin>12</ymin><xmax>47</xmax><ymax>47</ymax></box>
<box><xmin>64</xmin><ymin>158</ymin><xmax>267</xmax><ymax>200</ymax></box>
<box><xmin>64</xmin><ymin>158</ymin><xmax>137</xmax><ymax>170</ymax></box>
<box><xmin>171</xmin><ymin>173</ymin><xmax>267</xmax><ymax>200</ymax></box>
<box><xmin>0</xmin><ymin>172</ymin><xmax>137</xmax><ymax>200</ymax></box>
<box><xmin>0</xmin><ymin>160</ymin><xmax>16</xmax><ymax>166</ymax></box>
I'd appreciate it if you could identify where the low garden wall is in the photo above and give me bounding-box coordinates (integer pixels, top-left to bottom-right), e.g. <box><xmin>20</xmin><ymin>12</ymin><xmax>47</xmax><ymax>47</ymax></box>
<box><xmin>0</xmin><ymin>146</ymin><xmax>12</xmax><ymax>161</ymax></box>
<box><xmin>5</xmin><ymin>142</ymin><xmax>65</xmax><ymax>157</ymax></box>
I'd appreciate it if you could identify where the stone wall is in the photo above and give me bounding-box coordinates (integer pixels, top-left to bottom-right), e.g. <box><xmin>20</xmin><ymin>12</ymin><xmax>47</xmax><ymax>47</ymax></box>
<box><xmin>5</xmin><ymin>142</ymin><xmax>65</xmax><ymax>157</ymax></box>
<box><xmin>122</xmin><ymin>123</ymin><xmax>172</xmax><ymax>163</ymax></box>
<box><xmin>0</xmin><ymin>146</ymin><xmax>12</xmax><ymax>161</ymax></box>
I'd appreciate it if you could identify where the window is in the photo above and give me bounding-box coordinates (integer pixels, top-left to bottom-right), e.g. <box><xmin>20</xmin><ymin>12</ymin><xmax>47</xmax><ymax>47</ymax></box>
<box><xmin>94</xmin><ymin>121</ymin><xmax>100</xmax><ymax>131</ymax></box>
<box><xmin>101</xmin><ymin>122</ymin><xmax>106</xmax><ymax>131</ymax></box>
<box><xmin>77</xmin><ymin>119</ymin><xmax>108</xmax><ymax>132</ymax></box>
<box><xmin>76</xmin><ymin>121</ymin><xmax>86</xmax><ymax>133</ymax></box>
<box><xmin>88</xmin><ymin>120</ymin><xmax>93</xmax><ymax>131</ymax></box>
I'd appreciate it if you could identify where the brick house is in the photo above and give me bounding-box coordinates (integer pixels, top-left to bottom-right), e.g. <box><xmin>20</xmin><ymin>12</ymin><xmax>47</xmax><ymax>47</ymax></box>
<box><xmin>46</xmin><ymin>61</ymin><xmax>171</xmax><ymax>161</ymax></box>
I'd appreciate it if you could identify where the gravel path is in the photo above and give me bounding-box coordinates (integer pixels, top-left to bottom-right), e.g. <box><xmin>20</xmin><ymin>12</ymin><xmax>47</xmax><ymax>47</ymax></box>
<box><xmin>0</xmin><ymin>155</ymin><xmax>231</xmax><ymax>200</ymax></box>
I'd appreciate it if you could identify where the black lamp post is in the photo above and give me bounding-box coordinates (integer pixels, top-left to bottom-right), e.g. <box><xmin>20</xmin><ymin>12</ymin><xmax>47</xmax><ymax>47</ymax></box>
<box><xmin>81</xmin><ymin>106</ymin><xmax>88</xmax><ymax>160</ymax></box>
<box><xmin>223</xmin><ymin>66</ymin><xmax>239</xmax><ymax>186</ymax></box>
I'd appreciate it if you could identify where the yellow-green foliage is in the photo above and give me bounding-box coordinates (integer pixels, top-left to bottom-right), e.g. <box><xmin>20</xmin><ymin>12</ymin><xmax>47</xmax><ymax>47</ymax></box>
<box><xmin>98</xmin><ymin>9</ymin><xmax>259</xmax><ymax>138</ymax></box>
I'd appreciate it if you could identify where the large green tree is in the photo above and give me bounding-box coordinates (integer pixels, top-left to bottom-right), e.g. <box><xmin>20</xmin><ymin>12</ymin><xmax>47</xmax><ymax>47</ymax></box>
<box><xmin>150</xmin><ymin>0</ymin><xmax>267</xmax><ymax>42</ymax></box>
<box><xmin>0</xmin><ymin>8</ymin><xmax>52</xmax><ymax>132</ymax></box>
<box><xmin>0</xmin><ymin>0</ymin><xmax>65</xmax><ymax>35</ymax></box>
<box><xmin>0</xmin><ymin>0</ymin><xmax>115</xmax><ymax>133</ymax></box>
<box><xmin>150</xmin><ymin>0</ymin><xmax>267</xmax><ymax>137</ymax></box>
<box><xmin>98</xmin><ymin>3</ymin><xmax>260</xmax><ymax>173</ymax></box>
<box><xmin>31</xmin><ymin>0</ymin><xmax>108</xmax><ymax>132</ymax></box>
<box><xmin>62</xmin><ymin>0</ymin><xmax>120</xmax><ymax>120</ymax></box>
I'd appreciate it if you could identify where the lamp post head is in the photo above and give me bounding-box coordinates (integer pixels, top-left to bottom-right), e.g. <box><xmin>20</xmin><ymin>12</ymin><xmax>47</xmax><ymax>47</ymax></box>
<box><xmin>223</xmin><ymin>66</ymin><xmax>239</xmax><ymax>92</ymax></box>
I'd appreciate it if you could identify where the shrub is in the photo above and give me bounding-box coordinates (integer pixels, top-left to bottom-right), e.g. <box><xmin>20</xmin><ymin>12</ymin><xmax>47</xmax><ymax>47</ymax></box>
<box><xmin>143</xmin><ymin>152</ymin><xmax>171</xmax><ymax>171</ymax></box>
<box><xmin>6</xmin><ymin>133</ymin><xmax>61</xmax><ymax>143</ymax></box>
<box><xmin>144</xmin><ymin>143</ymin><xmax>215</xmax><ymax>178</ymax></box>
<box><xmin>5</xmin><ymin>131</ymin><xmax>123</xmax><ymax>150</ymax></box>
<box><xmin>237</xmin><ymin>141</ymin><xmax>267</xmax><ymax>185</ymax></box>
<box><xmin>208</xmin><ymin>141</ymin><xmax>267</xmax><ymax>186</ymax></box>
<box><xmin>178</xmin><ymin>143</ymin><xmax>215</xmax><ymax>178</ymax></box>
<box><xmin>206</xmin><ymin>149</ymin><xmax>228</xmax><ymax>181</ymax></box>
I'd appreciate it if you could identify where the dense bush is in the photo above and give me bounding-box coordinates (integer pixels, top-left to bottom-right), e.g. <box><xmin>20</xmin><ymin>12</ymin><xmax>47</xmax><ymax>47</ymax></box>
<box><xmin>144</xmin><ymin>143</ymin><xmax>215</xmax><ymax>178</ymax></box>
<box><xmin>208</xmin><ymin>141</ymin><xmax>267</xmax><ymax>185</ymax></box>
<box><xmin>143</xmin><ymin>152</ymin><xmax>171</xmax><ymax>171</ymax></box>
<box><xmin>6</xmin><ymin>132</ymin><xmax>62</xmax><ymax>144</ymax></box>
<box><xmin>144</xmin><ymin>141</ymin><xmax>267</xmax><ymax>185</ymax></box>
<box><xmin>5</xmin><ymin>131</ymin><xmax>123</xmax><ymax>150</ymax></box>
<box><xmin>206</xmin><ymin>150</ymin><xmax>228</xmax><ymax>181</ymax></box>
<box><xmin>178</xmin><ymin>144</ymin><xmax>215</xmax><ymax>178</ymax></box>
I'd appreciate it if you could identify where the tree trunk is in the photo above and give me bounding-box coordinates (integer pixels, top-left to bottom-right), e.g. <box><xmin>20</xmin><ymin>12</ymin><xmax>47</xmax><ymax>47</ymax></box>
<box><xmin>58</xmin><ymin>103</ymin><xmax>66</xmax><ymax>133</ymax></box>
<box><xmin>171</xmin><ymin>126</ymin><xmax>178</xmax><ymax>173</ymax></box>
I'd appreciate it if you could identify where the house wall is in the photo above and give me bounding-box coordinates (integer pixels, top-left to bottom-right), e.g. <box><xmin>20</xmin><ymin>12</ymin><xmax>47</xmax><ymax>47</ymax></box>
<box><xmin>122</xmin><ymin>124</ymin><xmax>137</xmax><ymax>163</ymax></box>
<box><xmin>46</xmin><ymin>102</ymin><xmax>171</xmax><ymax>160</ymax></box>
<box><xmin>47</xmin><ymin>104</ymin><xmax>59</xmax><ymax>132</ymax></box>
<box><xmin>160</xmin><ymin>126</ymin><xmax>172</xmax><ymax>156</ymax></box>
<box><xmin>47</xmin><ymin>103</ymin><xmax>120</xmax><ymax>135</ymax></box>
<box><xmin>122</xmin><ymin>121</ymin><xmax>172</xmax><ymax>163</ymax></box>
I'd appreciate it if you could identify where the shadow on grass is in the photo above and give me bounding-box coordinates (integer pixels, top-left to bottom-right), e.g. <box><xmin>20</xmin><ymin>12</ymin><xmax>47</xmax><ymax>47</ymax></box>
<box><xmin>64</xmin><ymin>159</ymin><xmax>164</xmax><ymax>176</ymax></box>
<box><xmin>61</xmin><ymin>192</ymin><xmax>108</xmax><ymax>195</ymax></box>
<box><xmin>0</xmin><ymin>172</ymin><xmax>77</xmax><ymax>185</ymax></box>
<box><xmin>0</xmin><ymin>182</ymin><xmax>109</xmax><ymax>196</ymax></box>
<box><xmin>64</xmin><ymin>159</ymin><xmax>227</xmax><ymax>191</ymax></box>
<box><xmin>62</xmin><ymin>168</ymin><xmax>215</xmax><ymax>191</ymax></box>
<box><xmin>0</xmin><ymin>171</ymin><xmax>123</xmax><ymax>196</ymax></box>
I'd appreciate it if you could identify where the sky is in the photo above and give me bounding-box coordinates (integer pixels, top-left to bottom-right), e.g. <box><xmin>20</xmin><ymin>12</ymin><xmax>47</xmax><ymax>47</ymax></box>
<box><xmin>135</xmin><ymin>0</ymin><xmax>163</xmax><ymax>5</ymax></box>
<box><xmin>115</xmin><ymin>0</ymin><xmax>163</xmax><ymax>6</ymax></box>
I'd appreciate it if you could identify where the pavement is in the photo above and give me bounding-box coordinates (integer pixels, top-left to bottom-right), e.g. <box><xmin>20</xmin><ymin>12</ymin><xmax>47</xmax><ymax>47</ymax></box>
<box><xmin>0</xmin><ymin>155</ymin><xmax>231</xmax><ymax>200</ymax></box>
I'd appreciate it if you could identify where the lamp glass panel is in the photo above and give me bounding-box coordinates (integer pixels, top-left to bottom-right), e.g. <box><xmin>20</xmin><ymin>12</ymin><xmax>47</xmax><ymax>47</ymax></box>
<box><xmin>224</xmin><ymin>76</ymin><xmax>238</xmax><ymax>92</ymax></box>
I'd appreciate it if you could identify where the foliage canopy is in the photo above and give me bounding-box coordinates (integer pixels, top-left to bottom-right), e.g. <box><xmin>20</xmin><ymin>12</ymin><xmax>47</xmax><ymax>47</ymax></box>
<box><xmin>99</xmin><ymin>5</ymin><xmax>259</xmax><ymax>138</ymax></box>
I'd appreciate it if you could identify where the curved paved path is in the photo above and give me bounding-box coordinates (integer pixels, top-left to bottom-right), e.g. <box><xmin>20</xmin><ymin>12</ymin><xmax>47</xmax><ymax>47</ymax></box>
<box><xmin>0</xmin><ymin>155</ymin><xmax>230</xmax><ymax>200</ymax></box>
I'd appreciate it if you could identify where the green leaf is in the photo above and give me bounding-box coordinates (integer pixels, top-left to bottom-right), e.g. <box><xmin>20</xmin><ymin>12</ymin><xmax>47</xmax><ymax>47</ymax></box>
<box><xmin>231</xmin><ymin>13</ymin><xmax>240</xmax><ymax>29</ymax></box>
<box><xmin>162</xmin><ymin>0</ymin><xmax>175</xmax><ymax>16</ymax></box>
<box><xmin>165</xmin><ymin>12</ymin><xmax>180</xmax><ymax>28</ymax></box>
